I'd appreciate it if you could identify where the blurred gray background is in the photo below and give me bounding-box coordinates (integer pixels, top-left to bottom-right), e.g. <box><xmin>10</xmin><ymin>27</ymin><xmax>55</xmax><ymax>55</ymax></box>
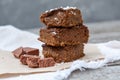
<box><xmin>0</xmin><ymin>0</ymin><xmax>120</xmax><ymax>29</ymax></box>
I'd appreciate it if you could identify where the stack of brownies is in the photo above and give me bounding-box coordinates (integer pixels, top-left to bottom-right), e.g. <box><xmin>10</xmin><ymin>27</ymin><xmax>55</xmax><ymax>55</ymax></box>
<box><xmin>38</xmin><ymin>7</ymin><xmax>89</xmax><ymax>63</ymax></box>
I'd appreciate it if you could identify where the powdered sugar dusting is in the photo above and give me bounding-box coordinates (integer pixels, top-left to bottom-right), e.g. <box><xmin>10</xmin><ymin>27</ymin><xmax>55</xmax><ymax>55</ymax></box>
<box><xmin>54</xmin><ymin>17</ymin><xmax>58</xmax><ymax>20</ymax></box>
<box><xmin>45</xmin><ymin>6</ymin><xmax>77</xmax><ymax>13</ymax></box>
<box><xmin>63</xmin><ymin>6</ymin><xmax>77</xmax><ymax>10</ymax></box>
<box><xmin>51</xmin><ymin>31</ymin><xmax>57</xmax><ymax>35</ymax></box>
<box><xmin>70</xmin><ymin>11</ymin><xmax>76</xmax><ymax>15</ymax></box>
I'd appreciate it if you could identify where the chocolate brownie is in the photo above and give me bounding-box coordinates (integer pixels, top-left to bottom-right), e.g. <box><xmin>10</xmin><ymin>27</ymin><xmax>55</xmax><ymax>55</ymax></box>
<box><xmin>12</xmin><ymin>47</ymin><xmax>25</xmax><ymax>58</ymax></box>
<box><xmin>23</xmin><ymin>47</ymin><xmax>39</xmax><ymax>56</ymax></box>
<box><xmin>38</xmin><ymin>25</ymin><xmax>89</xmax><ymax>46</ymax></box>
<box><xmin>40</xmin><ymin>7</ymin><xmax>83</xmax><ymax>28</ymax></box>
<box><xmin>26</xmin><ymin>56</ymin><xmax>40</xmax><ymax>68</ymax></box>
<box><xmin>38</xmin><ymin>57</ymin><xmax>55</xmax><ymax>67</ymax></box>
<box><xmin>42</xmin><ymin>44</ymin><xmax>85</xmax><ymax>63</ymax></box>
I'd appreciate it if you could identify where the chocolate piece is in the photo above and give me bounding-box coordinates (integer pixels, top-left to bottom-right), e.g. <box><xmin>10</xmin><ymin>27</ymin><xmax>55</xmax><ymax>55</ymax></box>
<box><xmin>12</xmin><ymin>47</ymin><xmax>25</xmax><ymax>58</ymax></box>
<box><xmin>23</xmin><ymin>47</ymin><xmax>39</xmax><ymax>56</ymax></box>
<box><xmin>26</xmin><ymin>56</ymin><xmax>40</xmax><ymax>68</ymax></box>
<box><xmin>20</xmin><ymin>55</ymin><xmax>37</xmax><ymax>65</ymax></box>
<box><xmin>40</xmin><ymin>7</ymin><xmax>83</xmax><ymax>28</ymax></box>
<box><xmin>38</xmin><ymin>59</ymin><xmax>44</xmax><ymax>68</ymax></box>
<box><xmin>42</xmin><ymin>44</ymin><xmax>85</xmax><ymax>63</ymax></box>
<box><xmin>20</xmin><ymin>55</ymin><xmax>55</xmax><ymax>68</ymax></box>
<box><xmin>12</xmin><ymin>47</ymin><xmax>39</xmax><ymax>58</ymax></box>
<box><xmin>38</xmin><ymin>25</ymin><xmax>89</xmax><ymax>46</ymax></box>
<box><xmin>38</xmin><ymin>57</ymin><xmax>55</xmax><ymax>67</ymax></box>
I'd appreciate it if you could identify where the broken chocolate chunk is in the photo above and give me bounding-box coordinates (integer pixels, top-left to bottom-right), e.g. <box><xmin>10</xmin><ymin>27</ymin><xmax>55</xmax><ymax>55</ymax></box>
<box><xmin>12</xmin><ymin>47</ymin><xmax>39</xmax><ymax>58</ymax></box>
<box><xmin>38</xmin><ymin>57</ymin><xmax>55</xmax><ymax>68</ymax></box>
<box><xmin>20</xmin><ymin>55</ymin><xmax>37</xmax><ymax>65</ymax></box>
<box><xmin>26</xmin><ymin>56</ymin><xmax>40</xmax><ymax>68</ymax></box>
<box><xmin>12</xmin><ymin>47</ymin><xmax>25</xmax><ymax>58</ymax></box>
<box><xmin>23</xmin><ymin>47</ymin><xmax>39</xmax><ymax>56</ymax></box>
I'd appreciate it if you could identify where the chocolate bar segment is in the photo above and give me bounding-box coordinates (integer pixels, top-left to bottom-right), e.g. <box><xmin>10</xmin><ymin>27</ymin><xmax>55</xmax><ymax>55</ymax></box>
<box><xmin>20</xmin><ymin>55</ymin><xmax>38</xmax><ymax>65</ymax></box>
<box><xmin>26</xmin><ymin>56</ymin><xmax>40</xmax><ymax>68</ymax></box>
<box><xmin>38</xmin><ymin>57</ymin><xmax>55</xmax><ymax>67</ymax></box>
<box><xmin>39</xmin><ymin>25</ymin><xmax>89</xmax><ymax>46</ymax></box>
<box><xmin>12</xmin><ymin>47</ymin><xmax>39</xmax><ymax>58</ymax></box>
<box><xmin>12</xmin><ymin>47</ymin><xmax>25</xmax><ymax>58</ymax></box>
<box><xmin>42</xmin><ymin>44</ymin><xmax>85</xmax><ymax>63</ymax></box>
<box><xmin>40</xmin><ymin>7</ymin><xmax>83</xmax><ymax>28</ymax></box>
<box><xmin>23</xmin><ymin>47</ymin><xmax>39</xmax><ymax>56</ymax></box>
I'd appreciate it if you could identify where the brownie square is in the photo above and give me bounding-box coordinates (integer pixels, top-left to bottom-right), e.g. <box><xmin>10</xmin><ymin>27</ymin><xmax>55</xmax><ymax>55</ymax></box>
<box><xmin>38</xmin><ymin>25</ymin><xmax>89</xmax><ymax>46</ymax></box>
<box><xmin>42</xmin><ymin>44</ymin><xmax>85</xmax><ymax>63</ymax></box>
<box><xmin>40</xmin><ymin>7</ymin><xmax>83</xmax><ymax>28</ymax></box>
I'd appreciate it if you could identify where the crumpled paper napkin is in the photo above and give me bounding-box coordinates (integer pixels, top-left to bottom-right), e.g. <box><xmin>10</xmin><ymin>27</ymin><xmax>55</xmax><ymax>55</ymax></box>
<box><xmin>0</xmin><ymin>25</ymin><xmax>120</xmax><ymax>80</ymax></box>
<box><xmin>0</xmin><ymin>25</ymin><xmax>43</xmax><ymax>51</ymax></box>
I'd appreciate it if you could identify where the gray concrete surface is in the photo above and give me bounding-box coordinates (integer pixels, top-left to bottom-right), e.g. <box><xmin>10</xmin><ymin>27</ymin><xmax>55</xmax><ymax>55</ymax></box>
<box><xmin>69</xmin><ymin>66</ymin><xmax>120</xmax><ymax>80</ymax></box>
<box><xmin>86</xmin><ymin>21</ymin><xmax>120</xmax><ymax>43</ymax></box>
<box><xmin>0</xmin><ymin>0</ymin><xmax>120</xmax><ymax>29</ymax></box>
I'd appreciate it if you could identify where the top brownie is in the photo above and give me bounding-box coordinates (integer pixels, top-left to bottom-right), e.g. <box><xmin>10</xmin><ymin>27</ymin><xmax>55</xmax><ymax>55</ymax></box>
<box><xmin>40</xmin><ymin>7</ymin><xmax>83</xmax><ymax>28</ymax></box>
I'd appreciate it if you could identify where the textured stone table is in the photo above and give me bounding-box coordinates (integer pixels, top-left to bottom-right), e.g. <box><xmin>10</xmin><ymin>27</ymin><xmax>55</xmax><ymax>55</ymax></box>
<box><xmin>27</xmin><ymin>21</ymin><xmax>120</xmax><ymax>80</ymax></box>
<box><xmin>69</xmin><ymin>66</ymin><xmax>120</xmax><ymax>80</ymax></box>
